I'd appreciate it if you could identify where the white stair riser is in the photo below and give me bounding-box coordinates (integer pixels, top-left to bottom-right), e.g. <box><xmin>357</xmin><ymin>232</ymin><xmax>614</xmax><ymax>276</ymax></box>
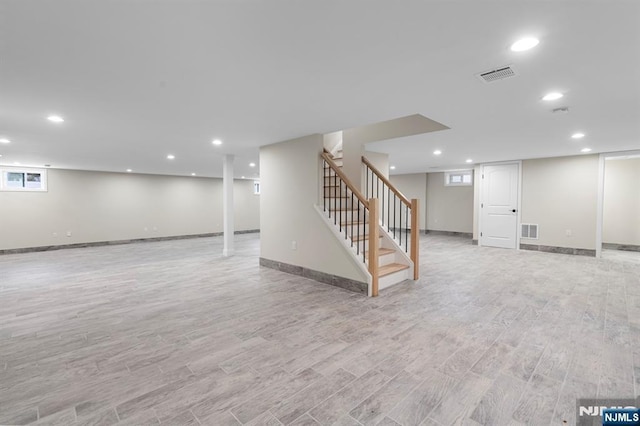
<box><xmin>326</xmin><ymin>221</ymin><xmax>369</xmax><ymax>239</ymax></box>
<box><xmin>350</xmin><ymin>236</ymin><xmax>383</xmax><ymax>253</ymax></box>
<box><xmin>327</xmin><ymin>209</ymin><xmax>367</xmax><ymax>223</ymax></box>
<box><xmin>323</xmin><ymin>186</ymin><xmax>366</xmax><ymax>199</ymax></box>
<box><xmin>325</xmin><ymin>198</ymin><xmax>359</xmax><ymax>210</ymax></box>
<box><xmin>378</xmin><ymin>268</ymin><xmax>410</xmax><ymax>290</ymax></box>
<box><xmin>365</xmin><ymin>251</ymin><xmax>396</xmax><ymax>267</ymax></box>
<box><xmin>323</xmin><ymin>170</ymin><xmax>341</xmax><ymax>179</ymax></box>
<box><xmin>378</xmin><ymin>251</ymin><xmax>396</xmax><ymax>267</ymax></box>
<box><xmin>341</xmin><ymin>223</ymin><xmax>368</xmax><ymax>237</ymax></box>
<box><xmin>324</xmin><ymin>187</ymin><xmax>341</xmax><ymax>197</ymax></box>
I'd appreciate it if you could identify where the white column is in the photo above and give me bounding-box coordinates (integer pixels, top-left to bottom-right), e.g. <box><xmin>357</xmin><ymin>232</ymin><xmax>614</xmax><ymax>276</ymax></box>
<box><xmin>223</xmin><ymin>154</ymin><xmax>235</xmax><ymax>256</ymax></box>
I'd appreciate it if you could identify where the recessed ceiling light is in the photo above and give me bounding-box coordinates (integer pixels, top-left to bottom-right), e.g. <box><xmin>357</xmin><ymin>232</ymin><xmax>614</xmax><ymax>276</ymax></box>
<box><xmin>166</xmin><ymin>154</ymin><xmax>175</xmax><ymax>160</ymax></box>
<box><xmin>47</xmin><ymin>115</ymin><xmax>64</xmax><ymax>123</ymax></box>
<box><xmin>0</xmin><ymin>138</ymin><xmax>10</xmax><ymax>144</ymax></box>
<box><xmin>510</xmin><ymin>37</ymin><xmax>539</xmax><ymax>52</ymax></box>
<box><xmin>191</xmin><ymin>172</ymin><xmax>196</xmax><ymax>176</ymax></box>
<box><xmin>212</xmin><ymin>139</ymin><xmax>222</xmax><ymax>146</ymax></box>
<box><xmin>390</xmin><ymin>165</ymin><xmax>396</xmax><ymax>170</ymax></box>
<box><xmin>466</xmin><ymin>159</ymin><xmax>473</xmax><ymax>163</ymax></box>
<box><xmin>13</xmin><ymin>161</ymin><xmax>20</xmax><ymax>165</ymax></box>
<box><xmin>571</xmin><ymin>132</ymin><xmax>585</xmax><ymax>139</ymax></box>
<box><xmin>241</xmin><ymin>176</ymin><xmax>245</xmax><ymax>179</ymax></box>
<box><xmin>542</xmin><ymin>92</ymin><xmax>563</xmax><ymax>101</ymax></box>
<box><xmin>581</xmin><ymin>147</ymin><xmax>592</xmax><ymax>153</ymax></box>
<box><xmin>249</xmin><ymin>162</ymin><xmax>256</xmax><ymax>167</ymax></box>
<box><xmin>126</xmin><ymin>169</ymin><xmax>132</xmax><ymax>172</ymax></box>
<box><xmin>433</xmin><ymin>150</ymin><xmax>442</xmax><ymax>155</ymax></box>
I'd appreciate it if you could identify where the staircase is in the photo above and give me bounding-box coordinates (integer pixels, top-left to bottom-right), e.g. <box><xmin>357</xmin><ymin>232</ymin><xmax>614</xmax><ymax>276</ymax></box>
<box><xmin>320</xmin><ymin>148</ymin><xmax>418</xmax><ymax>296</ymax></box>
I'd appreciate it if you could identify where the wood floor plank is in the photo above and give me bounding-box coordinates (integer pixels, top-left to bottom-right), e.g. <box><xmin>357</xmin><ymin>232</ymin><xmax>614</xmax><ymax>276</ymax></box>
<box><xmin>270</xmin><ymin>368</ymin><xmax>356</xmax><ymax>425</ymax></box>
<box><xmin>309</xmin><ymin>369</ymin><xmax>389</xmax><ymax>425</ymax></box>
<box><xmin>428</xmin><ymin>372</ymin><xmax>492</xmax><ymax>426</ymax></box>
<box><xmin>349</xmin><ymin>370</ymin><xmax>422</xmax><ymax>425</ymax></box>
<box><xmin>0</xmin><ymin>233</ymin><xmax>638</xmax><ymax>425</ymax></box>
<box><xmin>469</xmin><ymin>373</ymin><xmax>527</xmax><ymax>425</ymax></box>
<box><xmin>230</xmin><ymin>368</ymin><xmax>322</xmax><ymax>424</ymax></box>
<box><xmin>512</xmin><ymin>373</ymin><xmax>562</xmax><ymax>425</ymax></box>
<box><xmin>387</xmin><ymin>369</ymin><xmax>456</xmax><ymax>426</ymax></box>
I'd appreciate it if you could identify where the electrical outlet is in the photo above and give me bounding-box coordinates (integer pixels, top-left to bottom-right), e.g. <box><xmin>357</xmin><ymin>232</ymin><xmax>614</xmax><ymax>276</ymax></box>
<box><xmin>66</xmin><ymin>231</ymin><xmax>72</xmax><ymax>237</ymax></box>
<box><xmin>565</xmin><ymin>229</ymin><xmax>572</xmax><ymax>237</ymax></box>
<box><xmin>291</xmin><ymin>241</ymin><xmax>297</xmax><ymax>250</ymax></box>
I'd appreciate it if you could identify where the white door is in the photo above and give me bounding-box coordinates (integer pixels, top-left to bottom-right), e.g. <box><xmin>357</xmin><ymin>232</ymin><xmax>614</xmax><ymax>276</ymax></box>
<box><xmin>481</xmin><ymin>163</ymin><xmax>519</xmax><ymax>249</ymax></box>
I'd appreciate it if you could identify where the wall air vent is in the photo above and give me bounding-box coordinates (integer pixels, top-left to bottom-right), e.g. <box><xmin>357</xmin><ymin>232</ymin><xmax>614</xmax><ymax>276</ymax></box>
<box><xmin>476</xmin><ymin>65</ymin><xmax>517</xmax><ymax>83</ymax></box>
<box><xmin>521</xmin><ymin>223</ymin><xmax>539</xmax><ymax>239</ymax></box>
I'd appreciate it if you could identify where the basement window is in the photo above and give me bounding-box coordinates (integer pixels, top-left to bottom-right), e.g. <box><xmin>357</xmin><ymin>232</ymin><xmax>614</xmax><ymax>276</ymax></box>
<box><xmin>0</xmin><ymin>168</ymin><xmax>48</xmax><ymax>192</ymax></box>
<box><xmin>444</xmin><ymin>170</ymin><xmax>473</xmax><ymax>186</ymax></box>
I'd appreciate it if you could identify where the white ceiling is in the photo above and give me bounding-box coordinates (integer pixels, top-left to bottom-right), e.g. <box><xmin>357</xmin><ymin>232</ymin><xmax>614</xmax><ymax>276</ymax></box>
<box><xmin>1</xmin><ymin>1</ymin><xmax>639</xmax><ymax>178</ymax></box>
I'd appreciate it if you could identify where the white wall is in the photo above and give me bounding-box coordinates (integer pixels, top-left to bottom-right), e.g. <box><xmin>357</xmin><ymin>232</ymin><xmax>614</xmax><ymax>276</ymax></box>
<box><xmin>389</xmin><ymin>173</ymin><xmax>427</xmax><ymax>230</ymax></box>
<box><xmin>260</xmin><ymin>134</ymin><xmax>368</xmax><ymax>283</ymax></box>
<box><xmin>521</xmin><ymin>155</ymin><xmax>599</xmax><ymax>249</ymax></box>
<box><xmin>0</xmin><ymin>168</ymin><xmax>260</xmax><ymax>250</ymax></box>
<box><xmin>603</xmin><ymin>157</ymin><xmax>640</xmax><ymax>245</ymax></box>
<box><xmin>362</xmin><ymin>150</ymin><xmax>389</xmax><ymax>207</ymax></box>
<box><xmin>426</xmin><ymin>172</ymin><xmax>474</xmax><ymax>233</ymax></box>
<box><xmin>233</xmin><ymin>179</ymin><xmax>262</xmax><ymax>232</ymax></box>
<box><xmin>363</xmin><ymin>151</ymin><xmax>389</xmax><ymax>179</ymax></box>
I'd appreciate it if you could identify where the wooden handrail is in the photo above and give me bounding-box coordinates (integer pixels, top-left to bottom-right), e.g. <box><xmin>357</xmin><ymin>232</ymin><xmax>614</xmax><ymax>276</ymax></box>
<box><xmin>322</xmin><ymin>152</ymin><xmax>369</xmax><ymax>209</ymax></box>
<box><xmin>361</xmin><ymin>156</ymin><xmax>411</xmax><ymax>207</ymax></box>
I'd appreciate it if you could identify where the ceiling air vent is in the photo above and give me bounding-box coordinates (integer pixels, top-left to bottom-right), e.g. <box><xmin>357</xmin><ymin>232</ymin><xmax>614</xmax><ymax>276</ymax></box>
<box><xmin>521</xmin><ymin>224</ymin><xmax>539</xmax><ymax>239</ymax></box>
<box><xmin>476</xmin><ymin>65</ymin><xmax>517</xmax><ymax>83</ymax></box>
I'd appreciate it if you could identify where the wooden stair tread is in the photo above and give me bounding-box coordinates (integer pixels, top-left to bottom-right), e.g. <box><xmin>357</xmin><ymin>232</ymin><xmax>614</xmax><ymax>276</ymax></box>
<box><xmin>378</xmin><ymin>263</ymin><xmax>410</xmax><ymax>277</ymax></box>
<box><xmin>365</xmin><ymin>248</ymin><xmax>395</xmax><ymax>257</ymax></box>
<box><xmin>340</xmin><ymin>221</ymin><xmax>365</xmax><ymax>226</ymax></box>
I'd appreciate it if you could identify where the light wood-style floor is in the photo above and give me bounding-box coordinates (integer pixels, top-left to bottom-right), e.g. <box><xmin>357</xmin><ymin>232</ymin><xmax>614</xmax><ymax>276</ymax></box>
<box><xmin>1</xmin><ymin>234</ymin><xmax>639</xmax><ymax>425</ymax></box>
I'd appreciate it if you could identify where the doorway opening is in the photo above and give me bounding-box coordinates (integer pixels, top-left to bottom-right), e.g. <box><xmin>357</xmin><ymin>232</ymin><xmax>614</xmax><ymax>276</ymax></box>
<box><xmin>597</xmin><ymin>152</ymin><xmax>640</xmax><ymax>263</ymax></box>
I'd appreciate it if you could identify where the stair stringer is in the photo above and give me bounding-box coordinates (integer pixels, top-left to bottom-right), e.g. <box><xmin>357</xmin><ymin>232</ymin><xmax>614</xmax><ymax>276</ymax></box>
<box><xmin>314</xmin><ymin>205</ymin><xmax>373</xmax><ymax>296</ymax></box>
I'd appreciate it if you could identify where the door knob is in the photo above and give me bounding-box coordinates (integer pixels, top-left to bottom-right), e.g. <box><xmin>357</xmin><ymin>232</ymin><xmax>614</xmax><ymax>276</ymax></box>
<box><xmin>512</xmin><ymin>209</ymin><xmax>517</xmax><ymax>213</ymax></box>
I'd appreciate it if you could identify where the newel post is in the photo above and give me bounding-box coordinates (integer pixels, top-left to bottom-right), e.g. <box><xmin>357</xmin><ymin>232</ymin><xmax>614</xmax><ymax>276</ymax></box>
<box><xmin>368</xmin><ymin>198</ymin><xmax>379</xmax><ymax>297</ymax></box>
<box><xmin>410</xmin><ymin>198</ymin><xmax>419</xmax><ymax>280</ymax></box>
